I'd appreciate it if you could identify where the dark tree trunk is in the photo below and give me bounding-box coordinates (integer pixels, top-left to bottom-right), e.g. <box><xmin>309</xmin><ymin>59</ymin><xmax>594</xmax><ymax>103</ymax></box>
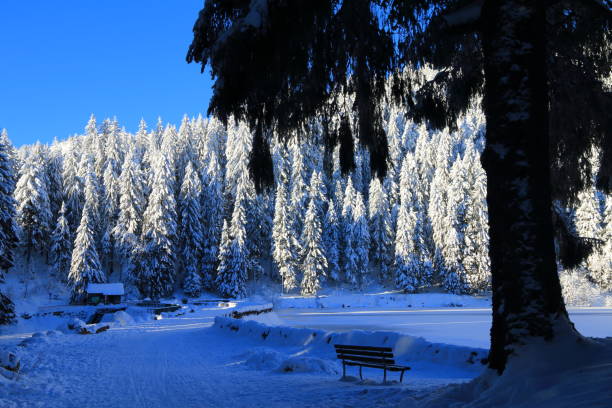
<box><xmin>480</xmin><ymin>0</ymin><xmax>577</xmax><ymax>373</ymax></box>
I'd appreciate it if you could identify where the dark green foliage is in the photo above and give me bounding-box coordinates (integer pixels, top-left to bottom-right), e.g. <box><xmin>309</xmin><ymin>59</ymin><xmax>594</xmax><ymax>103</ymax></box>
<box><xmin>0</xmin><ymin>293</ymin><xmax>15</xmax><ymax>325</ymax></box>
<box><xmin>392</xmin><ymin>0</ymin><xmax>612</xmax><ymax>204</ymax></box>
<box><xmin>187</xmin><ymin>0</ymin><xmax>395</xmax><ymax>185</ymax></box>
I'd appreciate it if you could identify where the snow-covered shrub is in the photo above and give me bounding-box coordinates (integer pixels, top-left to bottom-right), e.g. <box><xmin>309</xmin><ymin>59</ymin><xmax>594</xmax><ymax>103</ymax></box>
<box><xmin>559</xmin><ymin>270</ymin><xmax>601</xmax><ymax>306</ymax></box>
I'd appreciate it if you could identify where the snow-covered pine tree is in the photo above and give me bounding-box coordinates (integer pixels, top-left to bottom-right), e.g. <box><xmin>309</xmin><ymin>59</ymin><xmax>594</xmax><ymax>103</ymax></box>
<box><xmin>571</xmin><ymin>147</ymin><xmax>608</xmax><ymax>289</ymax></box>
<box><xmin>231</xmin><ymin>171</ymin><xmax>265</xmax><ymax>281</ymax></box>
<box><xmin>113</xmin><ymin>148</ymin><xmax>145</xmax><ymax>275</ymax></box>
<box><xmin>0</xmin><ymin>133</ymin><xmax>18</xmax><ymax>272</ymax></box>
<box><xmin>398</xmin><ymin>153</ymin><xmax>433</xmax><ymax>286</ymax></box>
<box><xmin>200</xmin><ymin>154</ymin><xmax>224</xmax><ymax>289</ymax></box>
<box><xmin>604</xmin><ymin>195</ymin><xmax>612</xmax><ymax>246</ymax></box>
<box><xmin>101</xmin><ymin>125</ymin><xmax>122</xmax><ymax>217</ymax></box>
<box><xmin>134</xmin><ymin>119</ymin><xmax>149</xmax><ymax>162</ymax></box>
<box><xmin>202</xmin><ymin>117</ymin><xmax>228</xmax><ymax>178</ymax></box>
<box><xmin>575</xmin><ymin>187</ymin><xmax>603</xmax><ymax>240</ymax></box>
<box><xmin>77</xmin><ymin>155</ymin><xmax>101</xmax><ymax>229</ymax></box>
<box><xmin>368</xmin><ymin>177</ymin><xmax>393</xmax><ymax>282</ymax></box>
<box><xmin>62</xmin><ymin>150</ymin><xmax>84</xmax><ymax>232</ymax></box>
<box><xmin>94</xmin><ymin>118</ymin><xmax>110</xmax><ymax>180</ymax></box>
<box><xmin>289</xmin><ymin>139</ymin><xmax>309</xmax><ymax>235</ymax></box>
<box><xmin>84</xmin><ymin>114</ymin><xmax>97</xmax><ymax>144</ymax></box>
<box><xmin>308</xmin><ymin>170</ymin><xmax>328</xmax><ymax>218</ymax></box>
<box><xmin>215</xmin><ymin>219</ymin><xmax>231</xmax><ymax>293</ymax></box>
<box><xmin>0</xmin><ymin>134</ymin><xmax>17</xmax><ymax>324</ymax></box>
<box><xmin>0</xmin><ymin>129</ymin><xmax>19</xmax><ymax>182</ymax></box>
<box><xmin>352</xmin><ymin>191</ymin><xmax>370</xmax><ymax>289</ymax></box>
<box><xmin>598</xmin><ymin>197</ymin><xmax>612</xmax><ymax>291</ymax></box>
<box><xmin>179</xmin><ymin>161</ymin><xmax>204</xmax><ymax>297</ymax></box>
<box><xmin>68</xmin><ymin>169</ymin><xmax>106</xmax><ymax>303</ymax></box>
<box><xmin>394</xmin><ymin>204</ymin><xmax>421</xmax><ymax>292</ymax></box>
<box><xmin>176</xmin><ymin>115</ymin><xmax>196</xmax><ymax>187</ymax></box>
<box><xmin>272</xmin><ymin>181</ymin><xmax>300</xmax><ymax>292</ymax></box>
<box><xmin>50</xmin><ymin>202</ymin><xmax>72</xmax><ymax>280</ymax></box>
<box><xmin>45</xmin><ymin>150</ymin><xmax>64</xmax><ymax>220</ymax></box>
<box><xmin>341</xmin><ymin>179</ymin><xmax>358</xmax><ymax>287</ymax></box>
<box><xmin>15</xmin><ymin>156</ymin><xmax>52</xmax><ymax>265</ymax></box>
<box><xmin>159</xmin><ymin>125</ymin><xmax>179</xmax><ymax>197</ymax></box>
<box><xmin>246</xmin><ymin>186</ymin><xmax>271</xmax><ymax>272</ymax></box>
<box><xmin>462</xmin><ymin>144</ymin><xmax>491</xmax><ymax>293</ymax></box>
<box><xmin>137</xmin><ymin>153</ymin><xmax>178</xmax><ymax>299</ymax></box>
<box><xmin>443</xmin><ymin>155</ymin><xmax>470</xmax><ymax>293</ymax></box>
<box><xmin>300</xmin><ymin>199</ymin><xmax>327</xmax><ymax>295</ymax></box>
<box><xmin>429</xmin><ymin>165</ymin><xmax>452</xmax><ymax>278</ymax></box>
<box><xmin>216</xmin><ymin>178</ymin><xmax>249</xmax><ymax>299</ymax></box>
<box><xmin>102</xmin><ymin>162</ymin><xmax>120</xmax><ymax>274</ymax></box>
<box><xmin>322</xmin><ymin>204</ymin><xmax>341</xmax><ymax>282</ymax></box>
<box><xmin>224</xmin><ymin>121</ymin><xmax>251</xmax><ymax>213</ymax></box>
<box><xmin>413</xmin><ymin>126</ymin><xmax>436</xmax><ymax>261</ymax></box>
<box><xmin>354</xmin><ymin>147</ymin><xmax>371</xmax><ymax>198</ymax></box>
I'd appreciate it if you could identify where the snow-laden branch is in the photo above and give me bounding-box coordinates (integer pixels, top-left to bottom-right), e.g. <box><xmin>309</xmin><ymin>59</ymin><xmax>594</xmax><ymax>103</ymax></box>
<box><xmin>439</xmin><ymin>0</ymin><xmax>611</xmax><ymax>30</ymax></box>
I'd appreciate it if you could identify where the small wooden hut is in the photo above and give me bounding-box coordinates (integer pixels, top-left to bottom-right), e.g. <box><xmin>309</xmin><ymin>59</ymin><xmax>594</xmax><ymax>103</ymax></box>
<box><xmin>86</xmin><ymin>283</ymin><xmax>125</xmax><ymax>305</ymax></box>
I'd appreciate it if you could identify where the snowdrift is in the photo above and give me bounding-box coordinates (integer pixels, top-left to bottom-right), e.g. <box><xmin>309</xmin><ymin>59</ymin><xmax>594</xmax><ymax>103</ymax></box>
<box><xmin>213</xmin><ymin>315</ymin><xmax>487</xmax><ymax>373</ymax></box>
<box><xmin>417</xmin><ymin>332</ymin><xmax>612</xmax><ymax>408</ymax></box>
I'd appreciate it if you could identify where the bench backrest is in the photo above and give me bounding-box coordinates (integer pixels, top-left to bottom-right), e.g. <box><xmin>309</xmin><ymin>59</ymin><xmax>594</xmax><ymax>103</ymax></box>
<box><xmin>334</xmin><ymin>344</ymin><xmax>395</xmax><ymax>365</ymax></box>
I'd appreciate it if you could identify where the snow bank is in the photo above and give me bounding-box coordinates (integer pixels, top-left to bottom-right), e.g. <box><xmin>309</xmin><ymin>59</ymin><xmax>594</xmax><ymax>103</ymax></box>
<box><xmin>238</xmin><ymin>347</ymin><xmax>339</xmax><ymax>374</ymax></box>
<box><xmin>17</xmin><ymin>330</ymin><xmax>63</xmax><ymax>348</ymax></box>
<box><xmin>213</xmin><ymin>316</ymin><xmax>487</xmax><ymax>372</ymax></box>
<box><xmin>277</xmin><ymin>356</ymin><xmax>339</xmax><ymax>374</ymax></box>
<box><xmin>241</xmin><ymin>347</ymin><xmax>285</xmax><ymax>370</ymax></box>
<box><xmin>416</xmin><ymin>328</ymin><xmax>612</xmax><ymax>408</ymax></box>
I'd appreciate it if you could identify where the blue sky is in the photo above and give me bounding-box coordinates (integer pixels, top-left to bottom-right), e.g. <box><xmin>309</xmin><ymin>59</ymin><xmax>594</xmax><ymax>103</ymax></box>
<box><xmin>0</xmin><ymin>0</ymin><xmax>212</xmax><ymax>146</ymax></box>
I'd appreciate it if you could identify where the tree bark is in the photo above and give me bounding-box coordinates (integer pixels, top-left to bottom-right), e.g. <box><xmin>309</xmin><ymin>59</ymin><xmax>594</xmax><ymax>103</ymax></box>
<box><xmin>480</xmin><ymin>0</ymin><xmax>577</xmax><ymax>373</ymax></box>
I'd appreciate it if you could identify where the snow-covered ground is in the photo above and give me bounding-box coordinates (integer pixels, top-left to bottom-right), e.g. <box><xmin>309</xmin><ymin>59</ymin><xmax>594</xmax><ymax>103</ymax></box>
<box><xmin>0</xmin><ymin>304</ymin><xmax>483</xmax><ymax>408</ymax></box>
<box><xmin>1</xmin><ymin>294</ymin><xmax>611</xmax><ymax>407</ymax></box>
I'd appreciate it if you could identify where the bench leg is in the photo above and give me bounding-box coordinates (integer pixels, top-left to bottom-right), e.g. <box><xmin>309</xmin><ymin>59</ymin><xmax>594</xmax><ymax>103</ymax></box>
<box><xmin>400</xmin><ymin>369</ymin><xmax>405</xmax><ymax>383</ymax></box>
<box><xmin>383</xmin><ymin>367</ymin><xmax>387</xmax><ymax>383</ymax></box>
<box><xmin>342</xmin><ymin>361</ymin><xmax>346</xmax><ymax>378</ymax></box>
<box><xmin>359</xmin><ymin>365</ymin><xmax>363</xmax><ymax>380</ymax></box>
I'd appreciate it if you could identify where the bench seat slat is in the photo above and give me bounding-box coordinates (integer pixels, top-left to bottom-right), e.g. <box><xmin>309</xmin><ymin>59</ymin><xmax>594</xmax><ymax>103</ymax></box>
<box><xmin>334</xmin><ymin>344</ymin><xmax>392</xmax><ymax>352</ymax></box>
<box><xmin>338</xmin><ymin>355</ymin><xmax>396</xmax><ymax>365</ymax></box>
<box><xmin>344</xmin><ymin>361</ymin><xmax>410</xmax><ymax>371</ymax></box>
<box><xmin>335</xmin><ymin>350</ymin><xmax>394</xmax><ymax>358</ymax></box>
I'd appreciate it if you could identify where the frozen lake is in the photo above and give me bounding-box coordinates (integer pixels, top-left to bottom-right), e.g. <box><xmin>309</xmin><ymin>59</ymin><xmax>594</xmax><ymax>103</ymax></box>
<box><xmin>276</xmin><ymin>307</ymin><xmax>612</xmax><ymax>349</ymax></box>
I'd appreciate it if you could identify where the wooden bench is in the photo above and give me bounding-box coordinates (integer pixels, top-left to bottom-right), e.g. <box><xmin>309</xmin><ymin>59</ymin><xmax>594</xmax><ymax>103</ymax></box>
<box><xmin>334</xmin><ymin>344</ymin><xmax>411</xmax><ymax>383</ymax></box>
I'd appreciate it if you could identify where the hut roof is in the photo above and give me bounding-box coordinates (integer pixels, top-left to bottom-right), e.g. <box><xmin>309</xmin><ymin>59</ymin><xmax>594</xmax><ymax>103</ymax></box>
<box><xmin>86</xmin><ymin>283</ymin><xmax>125</xmax><ymax>296</ymax></box>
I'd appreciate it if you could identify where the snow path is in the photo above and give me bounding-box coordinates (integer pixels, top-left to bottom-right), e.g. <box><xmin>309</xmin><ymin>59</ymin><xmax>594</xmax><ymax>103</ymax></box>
<box><xmin>1</xmin><ymin>308</ymin><xmax>470</xmax><ymax>408</ymax></box>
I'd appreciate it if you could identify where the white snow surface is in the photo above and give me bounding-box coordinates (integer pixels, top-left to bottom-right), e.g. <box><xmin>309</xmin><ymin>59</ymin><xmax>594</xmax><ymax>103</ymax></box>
<box><xmin>0</xmin><ymin>297</ymin><xmax>610</xmax><ymax>407</ymax></box>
